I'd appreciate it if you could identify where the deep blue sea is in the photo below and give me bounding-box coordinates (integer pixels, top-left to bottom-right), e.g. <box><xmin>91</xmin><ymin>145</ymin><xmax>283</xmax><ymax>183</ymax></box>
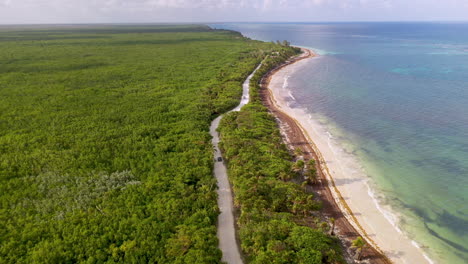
<box><xmin>211</xmin><ymin>22</ymin><xmax>468</xmax><ymax>264</ymax></box>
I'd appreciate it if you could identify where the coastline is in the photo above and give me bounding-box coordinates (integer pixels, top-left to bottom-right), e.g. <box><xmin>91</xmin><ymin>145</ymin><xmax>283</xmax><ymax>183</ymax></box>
<box><xmin>260</xmin><ymin>48</ymin><xmax>432</xmax><ymax>264</ymax></box>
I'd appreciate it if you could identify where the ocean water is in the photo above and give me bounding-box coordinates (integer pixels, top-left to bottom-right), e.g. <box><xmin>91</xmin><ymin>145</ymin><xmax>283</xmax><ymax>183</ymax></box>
<box><xmin>210</xmin><ymin>22</ymin><xmax>468</xmax><ymax>264</ymax></box>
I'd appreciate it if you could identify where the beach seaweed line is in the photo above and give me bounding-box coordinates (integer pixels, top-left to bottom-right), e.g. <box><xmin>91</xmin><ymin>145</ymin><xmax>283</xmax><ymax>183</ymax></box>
<box><xmin>261</xmin><ymin>48</ymin><xmax>393</xmax><ymax>263</ymax></box>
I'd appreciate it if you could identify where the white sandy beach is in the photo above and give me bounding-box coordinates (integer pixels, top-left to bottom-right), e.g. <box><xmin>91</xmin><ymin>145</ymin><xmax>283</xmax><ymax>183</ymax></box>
<box><xmin>268</xmin><ymin>50</ymin><xmax>433</xmax><ymax>264</ymax></box>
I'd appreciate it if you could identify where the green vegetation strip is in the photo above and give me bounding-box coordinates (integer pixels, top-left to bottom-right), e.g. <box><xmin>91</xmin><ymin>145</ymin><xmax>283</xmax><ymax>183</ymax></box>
<box><xmin>218</xmin><ymin>48</ymin><xmax>345</xmax><ymax>263</ymax></box>
<box><xmin>0</xmin><ymin>25</ymin><xmax>280</xmax><ymax>263</ymax></box>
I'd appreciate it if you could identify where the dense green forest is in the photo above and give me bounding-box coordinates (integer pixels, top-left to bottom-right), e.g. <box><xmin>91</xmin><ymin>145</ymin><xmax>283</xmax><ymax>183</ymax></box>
<box><xmin>0</xmin><ymin>25</ymin><xmax>345</xmax><ymax>263</ymax></box>
<box><xmin>217</xmin><ymin>50</ymin><xmax>345</xmax><ymax>263</ymax></box>
<box><xmin>0</xmin><ymin>25</ymin><xmax>282</xmax><ymax>263</ymax></box>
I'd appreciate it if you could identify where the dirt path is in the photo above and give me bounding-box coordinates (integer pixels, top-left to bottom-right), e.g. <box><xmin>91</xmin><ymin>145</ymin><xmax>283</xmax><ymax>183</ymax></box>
<box><xmin>210</xmin><ymin>63</ymin><xmax>262</xmax><ymax>264</ymax></box>
<box><xmin>260</xmin><ymin>49</ymin><xmax>392</xmax><ymax>264</ymax></box>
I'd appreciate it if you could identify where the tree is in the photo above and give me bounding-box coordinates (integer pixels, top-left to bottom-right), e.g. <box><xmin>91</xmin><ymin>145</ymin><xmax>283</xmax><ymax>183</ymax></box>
<box><xmin>351</xmin><ymin>236</ymin><xmax>367</xmax><ymax>261</ymax></box>
<box><xmin>329</xmin><ymin>217</ymin><xmax>335</xmax><ymax>236</ymax></box>
<box><xmin>305</xmin><ymin>168</ymin><xmax>317</xmax><ymax>184</ymax></box>
<box><xmin>294</xmin><ymin>148</ymin><xmax>303</xmax><ymax>157</ymax></box>
<box><xmin>305</xmin><ymin>159</ymin><xmax>318</xmax><ymax>184</ymax></box>
<box><xmin>278</xmin><ymin>172</ymin><xmax>292</xmax><ymax>181</ymax></box>
<box><xmin>325</xmin><ymin>248</ymin><xmax>340</xmax><ymax>264</ymax></box>
<box><xmin>319</xmin><ymin>222</ymin><xmax>329</xmax><ymax>233</ymax></box>
<box><xmin>307</xmin><ymin>159</ymin><xmax>316</xmax><ymax>168</ymax></box>
<box><xmin>292</xmin><ymin>194</ymin><xmax>315</xmax><ymax>216</ymax></box>
<box><xmin>297</xmin><ymin>249</ymin><xmax>321</xmax><ymax>264</ymax></box>
<box><xmin>292</xmin><ymin>160</ymin><xmax>305</xmax><ymax>174</ymax></box>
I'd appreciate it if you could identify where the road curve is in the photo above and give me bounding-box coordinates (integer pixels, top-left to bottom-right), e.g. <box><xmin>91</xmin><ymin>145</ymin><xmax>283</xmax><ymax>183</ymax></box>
<box><xmin>210</xmin><ymin>63</ymin><xmax>262</xmax><ymax>264</ymax></box>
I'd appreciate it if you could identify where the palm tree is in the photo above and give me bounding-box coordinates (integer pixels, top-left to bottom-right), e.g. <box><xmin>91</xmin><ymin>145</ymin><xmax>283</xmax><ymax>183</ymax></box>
<box><xmin>305</xmin><ymin>159</ymin><xmax>318</xmax><ymax>184</ymax></box>
<box><xmin>305</xmin><ymin>167</ymin><xmax>318</xmax><ymax>184</ymax></box>
<box><xmin>278</xmin><ymin>172</ymin><xmax>292</xmax><ymax>181</ymax></box>
<box><xmin>351</xmin><ymin>236</ymin><xmax>367</xmax><ymax>261</ymax></box>
<box><xmin>320</xmin><ymin>222</ymin><xmax>329</xmax><ymax>232</ymax></box>
<box><xmin>292</xmin><ymin>159</ymin><xmax>305</xmax><ymax>173</ymax></box>
<box><xmin>307</xmin><ymin>159</ymin><xmax>316</xmax><ymax>167</ymax></box>
<box><xmin>292</xmin><ymin>194</ymin><xmax>314</xmax><ymax>216</ymax></box>
<box><xmin>329</xmin><ymin>217</ymin><xmax>335</xmax><ymax>236</ymax></box>
<box><xmin>294</xmin><ymin>147</ymin><xmax>303</xmax><ymax>157</ymax></box>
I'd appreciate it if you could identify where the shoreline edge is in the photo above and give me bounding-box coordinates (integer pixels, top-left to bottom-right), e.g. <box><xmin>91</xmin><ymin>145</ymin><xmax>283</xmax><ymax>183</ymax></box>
<box><xmin>260</xmin><ymin>47</ymin><xmax>433</xmax><ymax>264</ymax></box>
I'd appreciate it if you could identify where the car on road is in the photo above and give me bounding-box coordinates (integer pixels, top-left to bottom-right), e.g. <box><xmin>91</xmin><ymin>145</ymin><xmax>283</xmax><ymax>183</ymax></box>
<box><xmin>217</xmin><ymin>157</ymin><xmax>223</xmax><ymax>162</ymax></box>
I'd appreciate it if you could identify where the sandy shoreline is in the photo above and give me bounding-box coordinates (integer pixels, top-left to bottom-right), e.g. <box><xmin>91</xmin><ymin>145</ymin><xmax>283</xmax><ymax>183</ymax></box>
<box><xmin>263</xmin><ymin>48</ymin><xmax>432</xmax><ymax>264</ymax></box>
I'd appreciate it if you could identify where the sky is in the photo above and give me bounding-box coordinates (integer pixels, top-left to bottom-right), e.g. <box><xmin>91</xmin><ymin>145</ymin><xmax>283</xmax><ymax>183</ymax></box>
<box><xmin>0</xmin><ymin>0</ymin><xmax>467</xmax><ymax>24</ymax></box>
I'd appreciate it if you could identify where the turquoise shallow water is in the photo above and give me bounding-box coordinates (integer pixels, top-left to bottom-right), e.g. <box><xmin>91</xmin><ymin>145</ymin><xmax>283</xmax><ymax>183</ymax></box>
<box><xmin>211</xmin><ymin>22</ymin><xmax>468</xmax><ymax>263</ymax></box>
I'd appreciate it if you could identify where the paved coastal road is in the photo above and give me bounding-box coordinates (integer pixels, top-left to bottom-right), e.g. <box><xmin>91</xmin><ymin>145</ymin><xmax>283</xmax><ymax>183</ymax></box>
<box><xmin>210</xmin><ymin>63</ymin><xmax>262</xmax><ymax>264</ymax></box>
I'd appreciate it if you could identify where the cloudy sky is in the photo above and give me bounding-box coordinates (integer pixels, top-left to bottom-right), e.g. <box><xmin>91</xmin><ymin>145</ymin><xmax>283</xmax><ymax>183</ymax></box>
<box><xmin>1</xmin><ymin>0</ymin><xmax>467</xmax><ymax>24</ymax></box>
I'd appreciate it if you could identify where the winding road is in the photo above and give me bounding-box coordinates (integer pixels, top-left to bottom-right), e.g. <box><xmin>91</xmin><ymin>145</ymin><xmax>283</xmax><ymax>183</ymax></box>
<box><xmin>210</xmin><ymin>63</ymin><xmax>262</xmax><ymax>264</ymax></box>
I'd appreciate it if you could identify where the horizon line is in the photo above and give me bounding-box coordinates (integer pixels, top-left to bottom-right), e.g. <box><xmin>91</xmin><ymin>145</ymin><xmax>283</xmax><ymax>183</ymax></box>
<box><xmin>1</xmin><ymin>20</ymin><xmax>468</xmax><ymax>26</ymax></box>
